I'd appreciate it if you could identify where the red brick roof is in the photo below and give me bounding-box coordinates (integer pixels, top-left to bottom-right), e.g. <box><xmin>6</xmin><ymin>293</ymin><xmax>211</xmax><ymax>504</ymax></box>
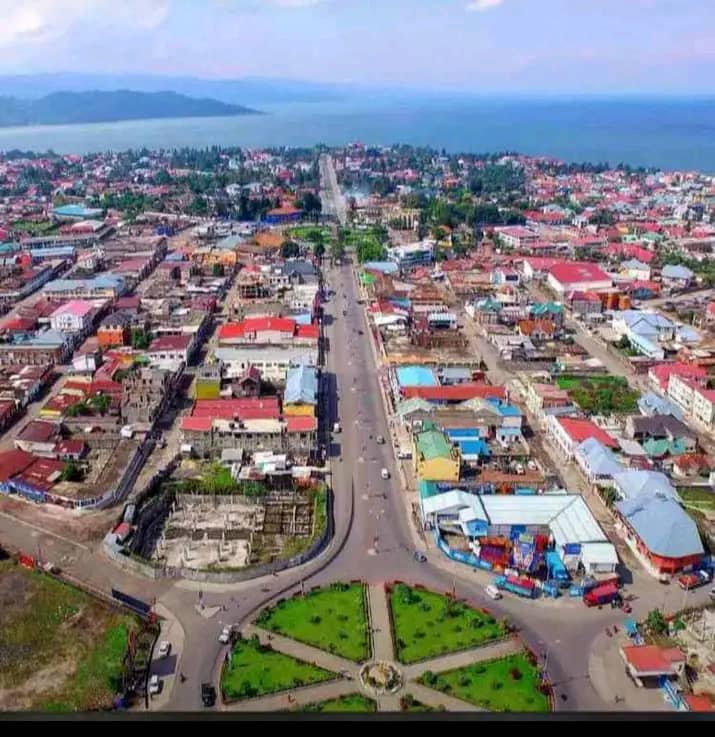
<box><xmin>548</xmin><ymin>261</ymin><xmax>611</xmax><ymax>285</ymax></box>
<box><xmin>181</xmin><ymin>416</ymin><xmax>213</xmax><ymax>432</ymax></box>
<box><xmin>296</xmin><ymin>323</ymin><xmax>319</xmax><ymax>340</ymax></box>
<box><xmin>402</xmin><ymin>383</ymin><xmax>506</xmax><ymax>402</ymax></box>
<box><xmin>621</xmin><ymin>645</ymin><xmax>685</xmax><ymax>674</ymax></box>
<box><xmin>557</xmin><ymin>417</ymin><xmax>618</xmax><ymax>448</ymax></box>
<box><xmin>16</xmin><ymin>420</ymin><xmax>60</xmax><ymax>444</ymax></box>
<box><xmin>650</xmin><ymin>362</ymin><xmax>707</xmax><ymax>390</ymax></box>
<box><xmin>0</xmin><ymin>449</ymin><xmax>35</xmax><ymax>482</ymax></box>
<box><xmin>285</xmin><ymin>416</ymin><xmax>317</xmax><ymax>432</ymax></box>
<box><xmin>191</xmin><ymin>397</ymin><xmax>280</xmax><ymax>421</ymax></box>
<box><xmin>219</xmin><ymin>317</ymin><xmax>296</xmax><ymax>340</ymax></box>
<box><xmin>148</xmin><ymin>334</ymin><xmax>192</xmax><ymax>352</ymax></box>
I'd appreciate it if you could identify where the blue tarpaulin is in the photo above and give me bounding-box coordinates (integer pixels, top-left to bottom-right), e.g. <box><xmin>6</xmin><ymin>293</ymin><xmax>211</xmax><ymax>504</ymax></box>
<box><xmin>545</xmin><ymin>550</ymin><xmax>570</xmax><ymax>581</ymax></box>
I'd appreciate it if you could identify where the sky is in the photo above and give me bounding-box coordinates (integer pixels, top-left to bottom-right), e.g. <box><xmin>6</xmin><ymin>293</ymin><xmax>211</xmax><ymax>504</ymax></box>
<box><xmin>0</xmin><ymin>0</ymin><xmax>713</xmax><ymax>94</ymax></box>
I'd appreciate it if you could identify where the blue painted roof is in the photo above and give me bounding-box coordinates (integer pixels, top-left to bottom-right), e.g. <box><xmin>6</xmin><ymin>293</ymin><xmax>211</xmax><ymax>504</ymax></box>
<box><xmin>613</xmin><ymin>470</ymin><xmax>680</xmax><ymax>503</ymax></box>
<box><xmin>486</xmin><ymin>398</ymin><xmax>522</xmax><ymax>417</ymax></box>
<box><xmin>284</xmin><ymin>365</ymin><xmax>318</xmax><ymax>405</ymax></box>
<box><xmin>616</xmin><ymin>494</ymin><xmax>703</xmax><ymax>559</ymax></box>
<box><xmin>575</xmin><ymin>437</ymin><xmax>624</xmax><ymax>477</ymax></box>
<box><xmin>455</xmin><ymin>439</ymin><xmax>490</xmax><ymax>457</ymax></box>
<box><xmin>44</xmin><ymin>274</ymin><xmax>124</xmax><ymax>292</ymax></box>
<box><xmin>445</xmin><ymin>428</ymin><xmax>480</xmax><ymax>439</ymax></box>
<box><xmin>638</xmin><ymin>392</ymin><xmax>684</xmax><ymax>421</ymax></box>
<box><xmin>363</xmin><ymin>261</ymin><xmax>398</xmax><ymax>274</ymax></box>
<box><xmin>662</xmin><ymin>264</ymin><xmax>694</xmax><ymax>280</ymax></box>
<box><xmin>52</xmin><ymin>204</ymin><xmax>103</xmax><ymax>218</ymax></box>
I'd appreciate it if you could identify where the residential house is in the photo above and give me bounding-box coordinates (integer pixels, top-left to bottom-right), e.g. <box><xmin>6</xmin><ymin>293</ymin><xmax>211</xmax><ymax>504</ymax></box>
<box><xmin>283</xmin><ymin>365</ymin><xmax>318</xmax><ymax>416</ymax></box>
<box><xmin>662</xmin><ymin>264</ymin><xmax>695</xmax><ymax>289</ymax></box>
<box><xmin>414</xmin><ymin>428</ymin><xmax>461</xmax><ymax>482</ymax></box>
<box><xmin>146</xmin><ymin>334</ymin><xmax>193</xmax><ymax>372</ymax></box>
<box><xmin>546</xmin><ymin>415</ymin><xmax>619</xmax><ymax>460</ymax></box>
<box><xmin>648</xmin><ymin>361</ymin><xmax>706</xmax><ymax>393</ymax></box>
<box><xmin>546</xmin><ymin>262</ymin><xmax>612</xmax><ymax>296</ymax></box>
<box><xmin>49</xmin><ymin>300</ymin><xmax>98</xmax><ymax>336</ymax></box>
<box><xmin>97</xmin><ymin>311</ymin><xmax>132</xmax><ymax>349</ymax></box>
<box><xmin>574</xmin><ymin>437</ymin><xmax>624</xmax><ymax>486</ymax></box>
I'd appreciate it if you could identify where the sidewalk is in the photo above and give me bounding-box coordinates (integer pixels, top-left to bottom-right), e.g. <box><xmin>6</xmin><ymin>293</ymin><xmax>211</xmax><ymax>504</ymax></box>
<box><xmin>146</xmin><ymin>602</ymin><xmax>186</xmax><ymax>711</ymax></box>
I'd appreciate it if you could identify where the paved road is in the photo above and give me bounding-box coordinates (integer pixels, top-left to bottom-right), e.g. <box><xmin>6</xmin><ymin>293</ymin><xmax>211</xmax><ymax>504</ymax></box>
<box><xmin>319</xmin><ymin>154</ymin><xmax>347</xmax><ymax>226</ymax></box>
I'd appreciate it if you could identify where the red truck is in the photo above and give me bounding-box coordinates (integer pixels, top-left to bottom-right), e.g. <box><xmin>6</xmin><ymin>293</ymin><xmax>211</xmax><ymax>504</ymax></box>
<box><xmin>677</xmin><ymin>571</ymin><xmax>711</xmax><ymax>591</ymax></box>
<box><xmin>584</xmin><ymin>581</ymin><xmax>620</xmax><ymax>607</ymax></box>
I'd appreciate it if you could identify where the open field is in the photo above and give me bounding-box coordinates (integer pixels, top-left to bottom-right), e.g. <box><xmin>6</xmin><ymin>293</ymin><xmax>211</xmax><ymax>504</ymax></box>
<box><xmin>556</xmin><ymin>374</ymin><xmax>640</xmax><ymax>414</ymax></box>
<box><xmin>388</xmin><ymin>583</ymin><xmax>506</xmax><ymax>664</ymax></box>
<box><xmin>419</xmin><ymin>652</ymin><xmax>550</xmax><ymax>713</ymax></box>
<box><xmin>0</xmin><ymin>560</ymin><xmax>136</xmax><ymax>712</ymax></box>
<box><xmin>221</xmin><ymin>635</ymin><xmax>335</xmax><ymax>702</ymax></box>
<box><xmin>255</xmin><ymin>583</ymin><xmax>369</xmax><ymax>662</ymax></box>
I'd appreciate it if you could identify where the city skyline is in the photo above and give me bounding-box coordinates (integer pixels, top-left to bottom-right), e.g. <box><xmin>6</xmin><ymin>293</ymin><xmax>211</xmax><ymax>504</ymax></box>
<box><xmin>0</xmin><ymin>0</ymin><xmax>713</xmax><ymax>95</ymax></box>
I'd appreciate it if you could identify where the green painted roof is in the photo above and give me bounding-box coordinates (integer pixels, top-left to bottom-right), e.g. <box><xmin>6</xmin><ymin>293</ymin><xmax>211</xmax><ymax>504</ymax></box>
<box><xmin>359</xmin><ymin>272</ymin><xmax>376</xmax><ymax>285</ymax></box>
<box><xmin>396</xmin><ymin>397</ymin><xmax>433</xmax><ymax>417</ymax></box>
<box><xmin>643</xmin><ymin>438</ymin><xmax>688</xmax><ymax>458</ymax></box>
<box><xmin>419</xmin><ymin>480</ymin><xmax>440</xmax><ymax>500</ymax></box>
<box><xmin>416</xmin><ymin>429</ymin><xmax>453</xmax><ymax>460</ymax></box>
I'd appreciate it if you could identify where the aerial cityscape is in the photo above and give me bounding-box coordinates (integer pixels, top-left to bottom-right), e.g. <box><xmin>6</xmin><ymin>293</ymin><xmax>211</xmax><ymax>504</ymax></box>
<box><xmin>1</xmin><ymin>0</ymin><xmax>715</xmax><ymax>721</ymax></box>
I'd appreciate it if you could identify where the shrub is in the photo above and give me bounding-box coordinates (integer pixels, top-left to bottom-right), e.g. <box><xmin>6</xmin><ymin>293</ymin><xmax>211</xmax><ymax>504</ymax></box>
<box><xmin>423</xmin><ymin>670</ymin><xmax>436</xmax><ymax>685</ymax></box>
<box><xmin>309</xmin><ymin>615</ymin><xmax>322</xmax><ymax>625</ymax></box>
<box><xmin>510</xmin><ymin>667</ymin><xmax>522</xmax><ymax>680</ymax></box>
<box><xmin>458</xmin><ymin>676</ymin><xmax>471</xmax><ymax>688</ymax></box>
<box><xmin>491</xmin><ymin>680</ymin><xmax>503</xmax><ymax>691</ymax></box>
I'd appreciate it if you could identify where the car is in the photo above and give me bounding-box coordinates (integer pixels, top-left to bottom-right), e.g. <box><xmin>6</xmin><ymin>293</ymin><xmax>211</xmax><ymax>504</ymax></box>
<box><xmin>333</xmin><ymin>422</ymin><xmax>341</xmax><ymax>434</ymax></box>
<box><xmin>218</xmin><ymin>626</ymin><xmax>231</xmax><ymax>644</ymax></box>
<box><xmin>710</xmin><ymin>587</ymin><xmax>715</xmax><ymax>601</ymax></box>
<box><xmin>148</xmin><ymin>674</ymin><xmax>161</xmax><ymax>695</ymax></box>
<box><xmin>485</xmin><ymin>584</ymin><xmax>502</xmax><ymax>600</ymax></box>
<box><xmin>376</xmin><ymin>435</ymin><xmax>385</xmax><ymax>445</ymax></box>
<box><xmin>414</xmin><ymin>551</ymin><xmax>427</xmax><ymax>563</ymax></box>
<box><xmin>380</xmin><ymin>468</ymin><xmax>390</xmax><ymax>480</ymax></box>
<box><xmin>157</xmin><ymin>640</ymin><xmax>171</xmax><ymax>658</ymax></box>
<box><xmin>357</xmin><ymin>329</ymin><xmax>364</xmax><ymax>335</ymax></box>
<box><xmin>201</xmin><ymin>682</ymin><xmax>217</xmax><ymax>707</ymax></box>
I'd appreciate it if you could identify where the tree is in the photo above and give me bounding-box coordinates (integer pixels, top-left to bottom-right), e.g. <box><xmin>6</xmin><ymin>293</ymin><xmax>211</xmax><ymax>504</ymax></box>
<box><xmin>132</xmin><ymin>328</ymin><xmax>152</xmax><ymax>350</ymax></box>
<box><xmin>296</xmin><ymin>191</ymin><xmax>322</xmax><ymax>218</ymax></box>
<box><xmin>60</xmin><ymin>461</ymin><xmax>84</xmax><ymax>483</ymax></box>
<box><xmin>313</xmin><ymin>241</ymin><xmax>325</xmax><ymax>258</ymax></box>
<box><xmin>329</xmin><ymin>239</ymin><xmax>345</xmax><ymax>263</ymax></box>
<box><xmin>646</xmin><ymin>609</ymin><xmax>668</xmax><ymax>635</ymax></box>
<box><xmin>281</xmin><ymin>240</ymin><xmax>300</xmax><ymax>258</ymax></box>
<box><xmin>212</xmin><ymin>262</ymin><xmax>225</xmax><ymax>277</ymax></box>
<box><xmin>89</xmin><ymin>393</ymin><xmax>111</xmax><ymax>415</ymax></box>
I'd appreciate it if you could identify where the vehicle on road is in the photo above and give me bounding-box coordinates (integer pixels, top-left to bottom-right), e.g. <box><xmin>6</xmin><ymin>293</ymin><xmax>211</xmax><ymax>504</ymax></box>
<box><xmin>485</xmin><ymin>584</ymin><xmax>503</xmax><ymax>600</ymax></box>
<box><xmin>357</xmin><ymin>329</ymin><xmax>364</xmax><ymax>335</ymax></box>
<box><xmin>380</xmin><ymin>468</ymin><xmax>390</xmax><ymax>479</ymax></box>
<box><xmin>333</xmin><ymin>422</ymin><xmax>341</xmax><ymax>433</ymax></box>
<box><xmin>157</xmin><ymin>640</ymin><xmax>171</xmax><ymax>658</ymax></box>
<box><xmin>584</xmin><ymin>582</ymin><xmax>620</xmax><ymax>607</ymax></box>
<box><xmin>376</xmin><ymin>435</ymin><xmax>385</xmax><ymax>444</ymax></box>
<box><xmin>218</xmin><ymin>626</ymin><xmax>231</xmax><ymax>644</ymax></box>
<box><xmin>710</xmin><ymin>587</ymin><xmax>715</xmax><ymax>601</ymax></box>
<box><xmin>493</xmin><ymin>574</ymin><xmax>536</xmax><ymax>599</ymax></box>
<box><xmin>148</xmin><ymin>674</ymin><xmax>161</xmax><ymax>695</ymax></box>
<box><xmin>342</xmin><ymin>310</ymin><xmax>347</xmax><ymax>316</ymax></box>
<box><xmin>414</xmin><ymin>551</ymin><xmax>427</xmax><ymax>563</ymax></box>
<box><xmin>678</xmin><ymin>570</ymin><xmax>712</xmax><ymax>590</ymax></box>
<box><xmin>201</xmin><ymin>682</ymin><xmax>217</xmax><ymax>707</ymax></box>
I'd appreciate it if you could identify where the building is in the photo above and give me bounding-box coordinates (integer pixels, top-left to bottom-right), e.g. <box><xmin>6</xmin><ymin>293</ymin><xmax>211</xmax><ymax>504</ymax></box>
<box><xmin>121</xmin><ymin>367</ymin><xmax>177</xmax><ymax>425</ymax></box>
<box><xmin>284</xmin><ymin>365</ymin><xmax>318</xmax><ymax>416</ymax></box>
<box><xmin>574</xmin><ymin>437</ymin><xmax>624</xmax><ymax>486</ymax></box>
<box><xmin>218</xmin><ymin>317</ymin><xmax>296</xmax><ymax>346</ymax></box>
<box><xmin>662</xmin><ymin>264</ymin><xmax>695</xmax><ymax>289</ymax></box>
<box><xmin>546</xmin><ymin>415</ymin><xmax>618</xmax><ymax>460</ymax></box>
<box><xmin>14</xmin><ymin>420</ymin><xmax>62</xmax><ymax>456</ymax></box>
<box><xmin>692</xmin><ymin>387</ymin><xmax>715</xmax><ymax>429</ymax></box>
<box><xmin>494</xmin><ymin>226</ymin><xmax>539</xmax><ymax>250</ymax></box>
<box><xmin>648</xmin><ymin>361</ymin><xmax>706</xmax><ymax>393</ymax></box>
<box><xmin>546</xmin><ymin>262</ymin><xmax>612</xmax><ymax>296</ymax></box>
<box><xmin>620</xmin><ymin>645</ymin><xmax>686</xmax><ymax>688</ymax></box>
<box><xmin>49</xmin><ymin>300</ymin><xmax>98</xmax><ymax>335</ymax></box>
<box><xmin>214</xmin><ymin>347</ymin><xmax>318</xmax><ymax>384</ymax></box>
<box><xmin>414</xmin><ymin>428</ymin><xmax>461</xmax><ymax>482</ymax></box>
<box><xmin>43</xmin><ymin>275</ymin><xmax>126</xmax><ymax>300</ymax></box>
<box><xmin>146</xmin><ymin>334</ymin><xmax>193</xmax><ymax>372</ymax></box>
<box><xmin>387</xmin><ymin>241</ymin><xmax>434</xmax><ymax>271</ymax></box>
<box><xmin>97</xmin><ymin>311</ymin><xmax>132</xmax><ymax>349</ymax></box>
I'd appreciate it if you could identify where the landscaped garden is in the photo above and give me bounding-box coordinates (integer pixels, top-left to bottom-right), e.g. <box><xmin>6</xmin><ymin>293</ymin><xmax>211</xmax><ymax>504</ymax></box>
<box><xmin>556</xmin><ymin>374</ymin><xmax>640</xmax><ymax>414</ymax></box>
<box><xmin>0</xmin><ymin>559</ymin><xmax>137</xmax><ymax>711</ymax></box>
<box><xmin>255</xmin><ymin>582</ymin><xmax>370</xmax><ymax>661</ymax></box>
<box><xmin>419</xmin><ymin>651</ymin><xmax>550</xmax><ymax>712</ymax></box>
<box><xmin>298</xmin><ymin>694</ymin><xmax>376</xmax><ymax>713</ymax></box>
<box><xmin>400</xmin><ymin>694</ymin><xmax>436</xmax><ymax>712</ymax></box>
<box><xmin>388</xmin><ymin>583</ymin><xmax>507</xmax><ymax>664</ymax></box>
<box><xmin>221</xmin><ymin>635</ymin><xmax>335</xmax><ymax>702</ymax></box>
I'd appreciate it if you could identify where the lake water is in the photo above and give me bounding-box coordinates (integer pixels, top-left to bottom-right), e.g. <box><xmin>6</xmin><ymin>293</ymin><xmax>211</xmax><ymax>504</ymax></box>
<box><xmin>1</xmin><ymin>96</ymin><xmax>714</xmax><ymax>172</ymax></box>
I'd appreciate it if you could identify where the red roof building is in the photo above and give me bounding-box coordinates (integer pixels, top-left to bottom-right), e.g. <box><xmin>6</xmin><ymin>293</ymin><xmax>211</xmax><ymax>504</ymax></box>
<box><xmin>648</xmin><ymin>362</ymin><xmax>707</xmax><ymax>391</ymax></box>
<box><xmin>218</xmin><ymin>317</ymin><xmax>296</xmax><ymax>345</ymax></box>
<box><xmin>547</xmin><ymin>261</ymin><xmax>612</xmax><ymax>295</ymax></box>
<box><xmin>401</xmin><ymin>383</ymin><xmax>506</xmax><ymax>403</ymax></box>
<box><xmin>620</xmin><ymin>645</ymin><xmax>686</xmax><ymax>685</ymax></box>
<box><xmin>191</xmin><ymin>397</ymin><xmax>281</xmax><ymax>421</ymax></box>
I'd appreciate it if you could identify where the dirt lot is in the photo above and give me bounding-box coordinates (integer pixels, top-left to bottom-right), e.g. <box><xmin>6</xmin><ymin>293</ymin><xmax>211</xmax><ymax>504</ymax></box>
<box><xmin>0</xmin><ymin>560</ymin><xmax>138</xmax><ymax>711</ymax></box>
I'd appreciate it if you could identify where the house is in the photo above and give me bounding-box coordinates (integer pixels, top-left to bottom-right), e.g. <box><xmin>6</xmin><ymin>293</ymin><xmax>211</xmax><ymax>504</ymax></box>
<box><xmin>214</xmin><ymin>347</ymin><xmax>318</xmax><ymax>384</ymax></box>
<box><xmin>546</xmin><ymin>262</ymin><xmax>612</xmax><ymax>296</ymax></box>
<box><xmin>568</xmin><ymin>291</ymin><xmax>603</xmax><ymax>316</ymax></box>
<box><xmin>574</xmin><ymin>437</ymin><xmax>624</xmax><ymax>486</ymax></box>
<box><xmin>14</xmin><ymin>420</ymin><xmax>62</xmax><ymax>456</ymax></box>
<box><xmin>662</xmin><ymin>264</ymin><xmax>695</xmax><ymax>289</ymax></box>
<box><xmin>146</xmin><ymin>334</ymin><xmax>193</xmax><ymax>372</ymax></box>
<box><xmin>232</xmin><ymin>365</ymin><xmax>262</xmax><ymax>398</ymax></box>
<box><xmin>413</xmin><ymin>428</ymin><xmax>461</xmax><ymax>482</ymax></box>
<box><xmin>401</xmin><ymin>383</ymin><xmax>506</xmax><ymax>405</ymax></box>
<box><xmin>387</xmin><ymin>241</ymin><xmax>434</xmax><ymax>271</ymax></box>
<box><xmin>283</xmin><ymin>365</ymin><xmax>318</xmax><ymax>415</ymax></box>
<box><xmin>517</xmin><ymin>318</ymin><xmax>557</xmax><ymax>341</ymax></box>
<box><xmin>43</xmin><ymin>275</ymin><xmax>125</xmax><ymax>300</ymax></box>
<box><xmin>49</xmin><ymin>300</ymin><xmax>98</xmax><ymax>335</ymax></box>
<box><xmin>493</xmin><ymin>226</ymin><xmax>538</xmax><ymax>250</ymax></box>
<box><xmin>625</xmin><ymin>414</ymin><xmax>697</xmax><ymax>452</ymax></box>
<box><xmin>620</xmin><ymin>259</ymin><xmax>652</xmax><ymax>281</ymax></box>
<box><xmin>546</xmin><ymin>415</ymin><xmax>618</xmax><ymax>460</ymax></box>
<box><xmin>692</xmin><ymin>387</ymin><xmax>715</xmax><ymax>429</ymax></box>
<box><xmin>667</xmin><ymin>374</ymin><xmax>705</xmax><ymax>415</ymax></box>
<box><xmin>218</xmin><ymin>317</ymin><xmax>296</xmax><ymax>346</ymax></box>
<box><xmin>97</xmin><ymin>311</ymin><xmax>132</xmax><ymax>349</ymax></box>
<box><xmin>637</xmin><ymin>391</ymin><xmax>684</xmax><ymax>420</ymax></box>
<box><xmin>648</xmin><ymin>361</ymin><xmax>706</xmax><ymax>393</ymax></box>
<box><xmin>620</xmin><ymin>645</ymin><xmax>686</xmax><ymax>688</ymax></box>
<box><xmin>524</xmin><ymin>382</ymin><xmax>573</xmax><ymax>416</ymax></box>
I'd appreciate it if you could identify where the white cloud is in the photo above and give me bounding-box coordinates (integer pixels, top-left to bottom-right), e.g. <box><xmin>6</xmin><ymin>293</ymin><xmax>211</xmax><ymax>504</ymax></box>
<box><xmin>466</xmin><ymin>0</ymin><xmax>506</xmax><ymax>11</ymax></box>
<box><xmin>0</xmin><ymin>0</ymin><xmax>170</xmax><ymax>46</ymax></box>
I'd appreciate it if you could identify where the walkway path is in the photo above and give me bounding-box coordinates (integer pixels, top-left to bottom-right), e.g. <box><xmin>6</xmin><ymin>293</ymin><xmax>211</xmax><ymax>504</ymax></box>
<box><xmin>367</xmin><ymin>583</ymin><xmax>395</xmax><ymax>662</ymax></box>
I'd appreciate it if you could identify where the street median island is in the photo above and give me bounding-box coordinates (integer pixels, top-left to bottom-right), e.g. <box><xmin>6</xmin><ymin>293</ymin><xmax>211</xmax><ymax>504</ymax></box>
<box><xmin>221</xmin><ymin>634</ymin><xmax>336</xmax><ymax>703</ymax></box>
<box><xmin>419</xmin><ymin>651</ymin><xmax>551</xmax><ymax>713</ymax></box>
<box><xmin>388</xmin><ymin>583</ymin><xmax>507</xmax><ymax>664</ymax></box>
<box><xmin>0</xmin><ymin>559</ymin><xmax>140</xmax><ymax>711</ymax></box>
<box><xmin>255</xmin><ymin>582</ymin><xmax>370</xmax><ymax>662</ymax></box>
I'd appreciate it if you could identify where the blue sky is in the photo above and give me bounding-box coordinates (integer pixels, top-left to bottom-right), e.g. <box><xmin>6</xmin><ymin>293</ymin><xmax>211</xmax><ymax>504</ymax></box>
<box><xmin>0</xmin><ymin>0</ymin><xmax>713</xmax><ymax>94</ymax></box>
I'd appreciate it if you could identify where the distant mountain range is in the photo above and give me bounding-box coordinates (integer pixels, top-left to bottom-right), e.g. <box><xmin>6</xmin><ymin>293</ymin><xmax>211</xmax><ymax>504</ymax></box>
<box><xmin>0</xmin><ymin>73</ymin><xmax>343</xmax><ymax>106</ymax></box>
<box><xmin>0</xmin><ymin>90</ymin><xmax>259</xmax><ymax>127</ymax></box>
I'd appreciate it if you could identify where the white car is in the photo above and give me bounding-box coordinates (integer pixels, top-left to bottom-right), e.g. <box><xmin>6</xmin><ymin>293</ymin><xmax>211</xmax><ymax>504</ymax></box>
<box><xmin>485</xmin><ymin>584</ymin><xmax>502</xmax><ymax>601</ymax></box>
<box><xmin>158</xmin><ymin>640</ymin><xmax>171</xmax><ymax>658</ymax></box>
<box><xmin>380</xmin><ymin>468</ymin><xmax>390</xmax><ymax>480</ymax></box>
<box><xmin>148</xmin><ymin>674</ymin><xmax>161</xmax><ymax>695</ymax></box>
<box><xmin>218</xmin><ymin>626</ymin><xmax>231</xmax><ymax>644</ymax></box>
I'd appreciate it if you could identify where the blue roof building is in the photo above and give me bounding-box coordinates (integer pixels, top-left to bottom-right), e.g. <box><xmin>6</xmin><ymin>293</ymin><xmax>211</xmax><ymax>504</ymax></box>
<box><xmin>638</xmin><ymin>392</ymin><xmax>684</xmax><ymax>421</ymax></box>
<box><xmin>363</xmin><ymin>261</ymin><xmax>399</xmax><ymax>275</ymax></box>
<box><xmin>284</xmin><ymin>365</ymin><xmax>318</xmax><ymax>406</ymax></box>
<box><xmin>662</xmin><ymin>264</ymin><xmax>695</xmax><ymax>282</ymax></box>
<box><xmin>613</xmin><ymin>470</ymin><xmax>680</xmax><ymax>503</ymax></box>
<box><xmin>52</xmin><ymin>204</ymin><xmax>104</xmax><ymax>220</ymax></box>
<box><xmin>574</xmin><ymin>437</ymin><xmax>624</xmax><ymax>485</ymax></box>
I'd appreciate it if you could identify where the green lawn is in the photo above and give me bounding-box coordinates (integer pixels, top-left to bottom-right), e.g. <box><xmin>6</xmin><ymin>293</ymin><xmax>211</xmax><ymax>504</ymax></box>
<box><xmin>287</xmin><ymin>225</ymin><xmax>332</xmax><ymax>242</ymax></box>
<box><xmin>556</xmin><ymin>374</ymin><xmax>639</xmax><ymax>414</ymax></box>
<box><xmin>298</xmin><ymin>694</ymin><xmax>376</xmax><ymax>713</ymax></box>
<box><xmin>400</xmin><ymin>695</ymin><xmax>436</xmax><ymax>712</ymax></box>
<box><xmin>679</xmin><ymin>487</ymin><xmax>715</xmax><ymax>511</ymax></box>
<box><xmin>221</xmin><ymin>635</ymin><xmax>335</xmax><ymax>702</ymax></box>
<box><xmin>420</xmin><ymin>652</ymin><xmax>550</xmax><ymax>713</ymax></box>
<box><xmin>255</xmin><ymin>583</ymin><xmax>369</xmax><ymax>661</ymax></box>
<box><xmin>0</xmin><ymin>560</ymin><xmax>137</xmax><ymax>711</ymax></box>
<box><xmin>389</xmin><ymin>584</ymin><xmax>506</xmax><ymax>664</ymax></box>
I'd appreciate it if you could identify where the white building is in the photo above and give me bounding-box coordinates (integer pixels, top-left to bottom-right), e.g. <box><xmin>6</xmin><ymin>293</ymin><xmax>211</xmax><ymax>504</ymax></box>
<box><xmin>49</xmin><ymin>300</ymin><xmax>98</xmax><ymax>334</ymax></box>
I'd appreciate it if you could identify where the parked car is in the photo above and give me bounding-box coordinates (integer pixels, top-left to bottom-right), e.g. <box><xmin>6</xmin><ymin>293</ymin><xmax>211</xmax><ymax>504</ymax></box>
<box><xmin>380</xmin><ymin>468</ymin><xmax>390</xmax><ymax>480</ymax></box>
<box><xmin>333</xmin><ymin>422</ymin><xmax>341</xmax><ymax>433</ymax></box>
<box><xmin>201</xmin><ymin>682</ymin><xmax>217</xmax><ymax>707</ymax></box>
<box><xmin>485</xmin><ymin>584</ymin><xmax>502</xmax><ymax>600</ymax></box>
<box><xmin>148</xmin><ymin>675</ymin><xmax>161</xmax><ymax>695</ymax></box>
<box><xmin>376</xmin><ymin>435</ymin><xmax>385</xmax><ymax>445</ymax></box>
<box><xmin>158</xmin><ymin>640</ymin><xmax>171</xmax><ymax>658</ymax></box>
<box><xmin>218</xmin><ymin>626</ymin><xmax>231</xmax><ymax>644</ymax></box>
<box><xmin>414</xmin><ymin>551</ymin><xmax>427</xmax><ymax>563</ymax></box>
<box><xmin>678</xmin><ymin>570</ymin><xmax>711</xmax><ymax>591</ymax></box>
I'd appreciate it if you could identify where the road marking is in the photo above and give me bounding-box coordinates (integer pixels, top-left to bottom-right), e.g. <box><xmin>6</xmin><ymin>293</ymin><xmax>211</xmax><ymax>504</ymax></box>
<box><xmin>0</xmin><ymin>511</ymin><xmax>92</xmax><ymax>552</ymax></box>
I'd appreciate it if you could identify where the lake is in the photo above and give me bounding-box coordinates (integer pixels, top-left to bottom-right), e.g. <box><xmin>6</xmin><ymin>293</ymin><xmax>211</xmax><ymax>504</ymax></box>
<box><xmin>0</xmin><ymin>96</ymin><xmax>714</xmax><ymax>172</ymax></box>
